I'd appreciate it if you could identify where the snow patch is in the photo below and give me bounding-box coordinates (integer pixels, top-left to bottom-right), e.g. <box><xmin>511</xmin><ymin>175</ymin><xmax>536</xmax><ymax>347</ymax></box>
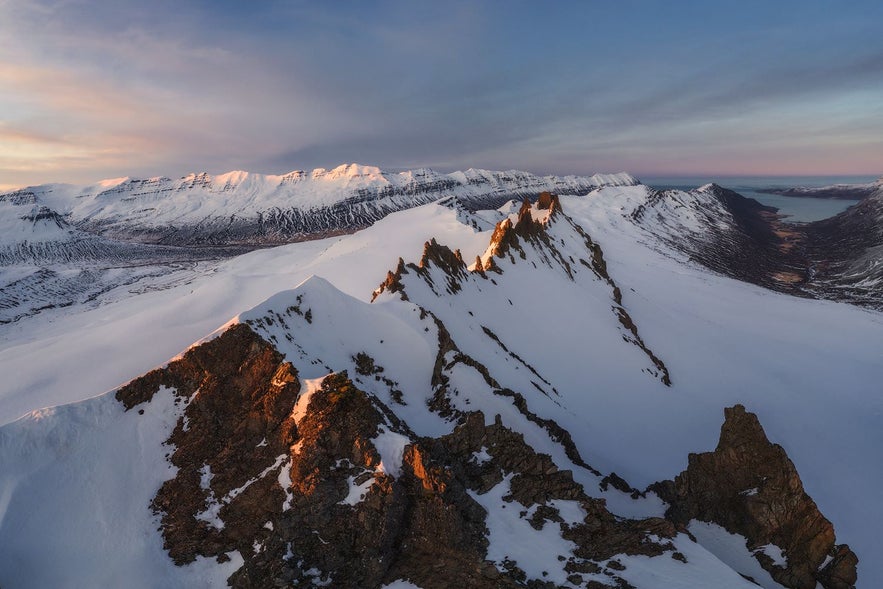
<box><xmin>291</xmin><ymin>376</ymin><xmax>324</xmax><ymax>425</ymax></box>
<box><xmin>339</xmin><ymin>473</ymin><xmax>375</xmax><ymax>506</ymax></box>
<box><xmin>372</xmin><ymin>427</ymin><xmax>410</xmax><ymax>478</ymax></box>
<box><xmin>468</xmin><ymin>474</ymin><xmax>579</xmax><ymax>585</ymax></box>
<box><xmin>470</xmin><ymin>446</ymin><xmax>492</xmax><ymax>465</ymax></box>
<box><xmin>754</xmin><ymin>543</ymin><xmax>788</xmax><ymax>568</ymax></box>
<box><xmin>687</xmin><ymin>521</ymin><xmax>784</xmax><ymax>589</ymax></box>
<box><xmin>278</xmin><ymin>460</ymin><xmax>294</xmax><ymax>511</ymax></box>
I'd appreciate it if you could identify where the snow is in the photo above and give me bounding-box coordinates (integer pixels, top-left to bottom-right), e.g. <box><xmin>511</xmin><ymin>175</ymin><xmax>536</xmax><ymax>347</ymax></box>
<box><xmin>614</xmin><ymin>533</ymin><xmax>765</xmax><ymax>589</ymax></box>
<box><xmin>0</xmin><ymin>386</ymin><xmax>243</xmax><ymax>587</ymax></box>
<box><xmin>381</xmin><ymin>581</ymin><xmax>425</xmax><ymax>589</ymax></box>
<box><xmin>559</xmin><ymin>190</ymin><xmax>883</xmax><ymax>587</ymax></box>
<box><xmin>372</xmin><ymin>427</ymin><xmax>411</xmax><ymax>478</ymax></box>
<box><xmin>340</xmin><ymin>474</ymin><xmax>375</xmax><ymax>506</ymax></box>
<box><xmin>291</xmin><ymin>377</ymin><xmax>324</xmax><ymax>425</ymax></box>
<box><xmin>468</xmin><ymin>475</ymin><xmax>581</xmax><ymax>586</ymax></box>
<box><xmin>0</xmin><ymin>201</ymin><xmax>486</xmax><ymax>427</ymax></box>
<box><xmin>0</xmin><ymin>180</ymin><xmax>880</xmax><ymax>586</ymax></box>
<box><xmin>755</xmin><ymin>544</ymin><xmax>788</xmax><ymax>568</ymax></box>
<box><xmin>687</xmin><ymin>521</ymin><xmax>785</xmax><ymax>589</ymax></box>
<box><xmin>470</xmin><ymin>446</ymin><xmax>492</xmax><ymax>465</ymax></box>
<box><xmin>237</xmin><ymin>274</ymin><xmax>452</xmax><ymax>438</ymax></box>
<box><xmin>277</xmin><ymin>460</ymin><xmax>294</xmax><ymax>511</ymax></box>
<box><xmin>2</xmin><ymin>164</ymin><xmax>635</xmax><ymax>242</ymax></box>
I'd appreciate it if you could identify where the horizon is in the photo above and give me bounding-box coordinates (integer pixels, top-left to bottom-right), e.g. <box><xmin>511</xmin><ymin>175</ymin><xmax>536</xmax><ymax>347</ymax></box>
<box><xmin>2</xmin><ymin>1</ymin><xmax>883</xmax><ymax>189</ymax></box>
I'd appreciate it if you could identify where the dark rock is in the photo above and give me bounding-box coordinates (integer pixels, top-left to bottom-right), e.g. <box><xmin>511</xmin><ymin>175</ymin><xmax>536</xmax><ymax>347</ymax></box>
<box><xmin>652</xmin><ymin>404</ymin><xmax>857</xmax><ymax>589</ymax></box>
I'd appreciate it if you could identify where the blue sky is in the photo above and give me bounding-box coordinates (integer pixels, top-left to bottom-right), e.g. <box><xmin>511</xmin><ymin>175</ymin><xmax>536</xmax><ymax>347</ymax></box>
<box><xmin>1</xmin><ymin>0</ymin><xmax>882</xmax><ymax>188</ymax></box>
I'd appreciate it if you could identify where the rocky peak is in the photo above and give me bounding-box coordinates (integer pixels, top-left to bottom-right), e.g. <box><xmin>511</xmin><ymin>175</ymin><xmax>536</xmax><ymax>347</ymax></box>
<box><xmin>115</xmin><ymin>320</ymin><xmax>683</xmax><ymax>588</ymax></box>
<box><xmin>484</xmin><ymin>193</ymin><xmax>561</xmax><ymax>262</ymax></box>
<box><xmin>419</xmin><ymin>237</ymin><xmax>466</xmax><ymax>274</ymax></box>
<box><xmin>486</xmin><ymin>217</ymin><xmax>517</xmax><ymax>260</ymax></box>
<box><xmin>536</xmin><ymin>190</ymin><xmax>560</xmax><ymax>212</ymax></box>
<box><xmin>373</xmin><ymin>257</ymin><xmax>409</xmax><ymax>302</ymax></box>
<box><xmin>373</xmin><ymin>194</ymin><xmax>671</xmax><ymax>388</ymax></box>
<box><xmin>377</xmin><ymin>239</ymin><xmax>472</xmax><ymax>301</ymax></box>
<box><xmin>652</xmin><ymin>404</ymin><xmax>858</xmax><ymax>589</ymax></box>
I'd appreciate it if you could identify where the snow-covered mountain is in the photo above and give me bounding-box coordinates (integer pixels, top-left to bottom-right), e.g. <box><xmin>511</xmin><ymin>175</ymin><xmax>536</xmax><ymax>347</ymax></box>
<box><xmin>803</xmin><ymin>183</ymin><xmax>883</xmax><ymax>304</ymax></box>
<box><xmin>1</xmin><ymin>164</ymin><xmax>637</xmax><ymax>246</ymax></box>
<box><xmin>3</xmin><ymin>163</ymin><xmax>880</xmax><ymax>331</ymax></box>
<box><xmin>758</xmin><ymin>176</ymin><xmax>883</xmax><ymax>200</ymax></box>
<box><xmin>1</xmin><ymin>185</ymin><xmax>880</xmax><ymax>588</ymax></box>
<box><xmin>624</xmin><ymin>182</ymin><xmax>883</xmax><ymax>308</ymax></box>
<box><xmin>0</xmin><ymin>165</ymin><xmax>638</xmax><ymax>325</ymax></box>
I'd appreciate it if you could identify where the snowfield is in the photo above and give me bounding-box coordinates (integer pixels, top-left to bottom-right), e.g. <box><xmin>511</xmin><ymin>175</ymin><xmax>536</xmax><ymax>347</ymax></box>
<box><xmin>0</xmin><ymin>185</ymin><xmax>881</xmax><ymax>588</ymax></box>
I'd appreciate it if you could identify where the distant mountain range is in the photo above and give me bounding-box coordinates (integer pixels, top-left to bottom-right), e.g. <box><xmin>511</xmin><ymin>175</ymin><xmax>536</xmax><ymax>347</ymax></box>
<box><xmin>758</xmin><ymin>177</ymin><xmax>883</xmax><ymax>200</ymax></box>
<box><xmin>0</xmin><ymin>164</ymin><xmax>637</xmax><ymax>248</ymax></box>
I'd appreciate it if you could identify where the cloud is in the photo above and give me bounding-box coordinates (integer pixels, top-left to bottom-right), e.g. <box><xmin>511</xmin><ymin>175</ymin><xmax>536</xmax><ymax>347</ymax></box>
<box><xmin>1</xmin><ymin>0</ymin><xmax>883</xmax><ymax>185</ymax></box>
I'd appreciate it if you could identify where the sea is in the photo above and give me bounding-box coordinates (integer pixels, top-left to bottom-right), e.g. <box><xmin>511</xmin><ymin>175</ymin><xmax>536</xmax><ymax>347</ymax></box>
<box><xmin>639</xmin><ymin>175</ymin><xmax>878</xmax><ymax>223</ymax></box>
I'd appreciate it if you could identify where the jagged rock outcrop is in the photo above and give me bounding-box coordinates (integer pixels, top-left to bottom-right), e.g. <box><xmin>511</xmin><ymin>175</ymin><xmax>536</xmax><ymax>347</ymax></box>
<box><xmin>375</xmin><ymin>194</ymin><xmax>671</xmax><ymax>387</ymax></box>
<box><xmin>117</xmin><ymin>323</ymin><xmax>302</xmax><ymax>565</ymax></box>
<box><xmin>651</xmin><ymin>405</ymin><xmax>857</xmax><ymax>589</ymax></box>
<box><xmin>115</xmin><ymin>320</ymin><xmax>687</xmax><ymax>588</ymax></box>
<box><xmin>118</xmin><ymin>326</ymin><xmax>505</xmax><ymax>588</ymax></box>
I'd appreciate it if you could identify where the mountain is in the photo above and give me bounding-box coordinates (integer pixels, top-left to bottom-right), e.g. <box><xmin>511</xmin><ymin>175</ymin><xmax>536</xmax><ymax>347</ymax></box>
<box><xmin>0</xmin><ymin>165</ymin><xmax>636</xmax><ymax>326</ymax></box>
<box><xmin>1</xmin><ymin>164</ymin><xmax>638</xmax><ymax>247</ymax></box>
<box><xmin>1</xmin><ymin>189</ymin><xmax>880</xmax><ymax>588</ymax></box>
<box><xmin>802</xmin><ymin>184</ymin><xmax>883</xmax><ymax>305</ymax></box>
<box><xmin>623</xmin><ymin>183</ymin><xmax>883</xmax><ymax>308</ymax></box>
<box><xmin>758</xmin><ymin>177</ymin><xmax>883</xmax><ymax>200</ymax></box>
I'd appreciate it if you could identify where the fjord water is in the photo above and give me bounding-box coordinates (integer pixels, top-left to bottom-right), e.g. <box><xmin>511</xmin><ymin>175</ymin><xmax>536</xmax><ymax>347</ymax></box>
<box><xmin>643</xmin><ymin>175</ymin><xmax>877</xmax><ymax>222</ymax></box>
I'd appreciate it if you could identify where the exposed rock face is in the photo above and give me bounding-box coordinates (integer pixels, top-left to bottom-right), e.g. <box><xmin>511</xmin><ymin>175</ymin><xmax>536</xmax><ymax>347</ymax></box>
<box><xmin>116</xmin><ymin>321</ymin><xmax>687</xmax><ymax>588</ymax></box>
<box><xmin>117</xmin><ymin>323</ymin><xmax>301</xmax><ymax>565</ymax></box>
<box><xmin>652</xmin><ymin>405</ymin><xmax>857</xmax><ymax>589</ymax></box>
<box><xmin>437</xmin><ymin>412</ymin><xmax>680</xmax><ymax>580</ymax></box>
<box><xmin>119</xmin><ymin>327</ymin><xmax>505</xmax><ymax>588</ymax></box>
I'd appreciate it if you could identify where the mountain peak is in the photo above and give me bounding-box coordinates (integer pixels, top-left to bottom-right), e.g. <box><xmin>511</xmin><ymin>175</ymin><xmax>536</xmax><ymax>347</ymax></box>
<box><xmin>655</xmin><ymin>404</ymin><xmax>858</xmax><ymax>589</ymax></box>
<box><xmin>322</xmin><ymin>163</ymin><xmax>385</xmax><ymax>180</ymax></box>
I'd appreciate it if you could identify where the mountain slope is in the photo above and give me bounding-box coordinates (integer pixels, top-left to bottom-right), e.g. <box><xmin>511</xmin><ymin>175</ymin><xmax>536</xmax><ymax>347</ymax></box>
<box><xmin>802</xmin><ymin>185</ymin><xmax>883</xmax><ymax>304</ymax></box>
<box><xmin>1</xmin><ymin>194</ymin><xmax>877</xmax><ymax>588</ymax></box>
<box><xmin>618</xmin><ymin>182</ymin><xmax>883</xmax><ymax>307</ymax></box>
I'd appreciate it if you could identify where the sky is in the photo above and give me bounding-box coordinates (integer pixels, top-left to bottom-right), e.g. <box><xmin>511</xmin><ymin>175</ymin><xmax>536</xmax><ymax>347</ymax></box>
<box><xmin>1</xmin><ymin>0</ymin><xmax>883</xmax><ymax>190</ymax></box>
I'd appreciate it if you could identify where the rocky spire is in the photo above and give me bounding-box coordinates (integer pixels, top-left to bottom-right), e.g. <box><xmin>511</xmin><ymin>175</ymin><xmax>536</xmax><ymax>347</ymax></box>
<box><xmin>652</xmin><ymin>405</ymin><xmax>858</xmax><ymax>589</ymax></box>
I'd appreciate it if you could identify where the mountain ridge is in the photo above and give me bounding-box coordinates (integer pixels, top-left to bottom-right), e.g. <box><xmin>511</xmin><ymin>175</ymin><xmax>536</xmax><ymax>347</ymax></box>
<box><xmin>1</xmin><ymin>164</ymin><xmax>639</xmax><ymax>247</ymax></box>
<box><xmin>0</xmin><ymin>193</ymin><xmax>868</xmax><ymax>588</ymax></box>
